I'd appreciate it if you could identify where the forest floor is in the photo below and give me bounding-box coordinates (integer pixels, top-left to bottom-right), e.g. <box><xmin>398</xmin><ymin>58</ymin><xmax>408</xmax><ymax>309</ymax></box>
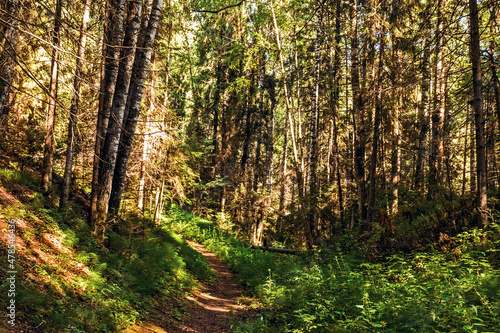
<box><xmin>126</xmin><ymin>240</ymin><xmax>247</xmax><ymax>333</ymax></box>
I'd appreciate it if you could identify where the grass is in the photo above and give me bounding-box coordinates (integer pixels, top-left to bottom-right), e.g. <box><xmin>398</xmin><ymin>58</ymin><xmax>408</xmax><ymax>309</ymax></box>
<box><xmin>0</xmin><ymin>167</ymin><xmax>215</xmax><ymax>332</ymax></box>
<box><xmin>1</xmin><ymin>164</ymin><xmax>499</xmax><ymax>332</ymax></box>
<box><xmin>166</xmin><ymin>204</ymin><xmax>500</xmax><ymax>333</ymax></box>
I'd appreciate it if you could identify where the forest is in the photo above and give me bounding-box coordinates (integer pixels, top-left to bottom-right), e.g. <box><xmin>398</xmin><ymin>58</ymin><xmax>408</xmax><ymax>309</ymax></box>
<box><xmin>0</xmin><ymin>0</ymin><xmax>499</xmax><ymax>331</ymax></box>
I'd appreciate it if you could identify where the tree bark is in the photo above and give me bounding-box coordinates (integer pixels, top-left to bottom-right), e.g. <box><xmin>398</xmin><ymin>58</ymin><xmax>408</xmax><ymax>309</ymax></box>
<box><xmin>253</xmin><ymin>57</ymin><xmax>266</xmax><ymax>192</ymax></box>
<box><xmin>265</xmin><ymin>74</ymin><xmax>276</xmax><ymax>193</ymax></box>
<box><xmin>367</xmin><ymin>18</ymin><xmax>385</xmax><ymax>222</ymax></box>
<box><xmin>0</xmin><ymin>0</ymin><xmax>20</xmax><ymax>128</ymax></box>
<box><xmin>271</xmin><ymin>0</ymin><xmax>300</xmax><ymax>220</ymax></box>
<box><xmin>307</xmin><ymin>4</ymin><xmax>322</xmax><ymax>244</ymax></box>
<box><xmin>428</xmin><ymin>0</ymin><xmax>446</xmax><ymax>199</ymax></box>
<box><xmin>332</xmin><ymin>0</ymin><xmax>344</xmax><ymax>225</ymax></box>
<box><xmin>470</xmin><ymin>108</ymin><xmax>477</xmax><ymax>194</ymax></box>
<box><xmin>90</xmin><ymin>0</ymin><xmax>126</xmax><ymax>224</ymax></box>
<box><xmin>391</xmin><ymin>46</ymin><xmax>402</xmax><ymax>215</ymax></box>
<box><xmin>60</xmin><ymin>0</ymin><xmax>91</xmax><ymax>209</ymax></box>
<box><xmin>138</xmin><ymin>112</ymin><xmax>150</xmax><ymax>212</ymax></box>
<box><xmin>240</xmin><ymin>81</ymin><xmax>254</xmax><ymax>171</ymax></box>
<box><xmin>489</xmin><ymin>9</ymin><xmax>500</xmax><ymax>188</ymax></box>
<box><xmin>415</xmin><ymin>29</ymin><xmax>431</xmax><ymax>192</ymax></box>
<box><xmin>108</xmin><ymin>0</ymin><xmax>165</xmax><ymax>214</ymax></box>
<box><xmin>350</xmin><ymin>0</ymin><xmax>367</xmax><ymax>221</ymax></box>
<box><xmin>469</xmin><ymin>0</ymin><xmax>487</xmax><ymax>226</ymax></box>
<box><xmin>41</xmin><ymin>0</ymin><xmax>63</xmax><ymax>194</ymax></box>
<box><xmin>94</xmin><ymin>0</ymin><xmax>143</xmax><ymax>227</ymax></box>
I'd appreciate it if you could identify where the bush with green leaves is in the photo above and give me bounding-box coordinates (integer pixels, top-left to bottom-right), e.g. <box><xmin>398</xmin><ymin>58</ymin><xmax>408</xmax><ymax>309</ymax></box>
<box><xmin>166</xmin><ymin>205</ymin><xmax>500</xmax><ymax>333</ymax></box>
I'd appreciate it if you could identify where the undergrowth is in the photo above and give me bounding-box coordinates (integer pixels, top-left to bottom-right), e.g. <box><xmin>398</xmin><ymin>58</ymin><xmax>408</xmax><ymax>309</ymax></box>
<box><xmin>0</xmin><ymin>167</ymin><xmax>215</xmax><ymax>332</ymax></box>
<box><xmin>166</xmin><ymin>205</ymin><xmax>500</xmax><ymax>333</ymax></box>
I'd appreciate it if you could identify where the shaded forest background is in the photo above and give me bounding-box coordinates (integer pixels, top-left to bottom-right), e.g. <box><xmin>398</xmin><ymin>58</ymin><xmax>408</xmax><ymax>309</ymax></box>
<box><xmin>2</xmin><ymin>0</ymin><xmax>500</xmax><ymax>331</ymax></box>
<box><xmin>1</xmin><ymin>0</ymin><xmax>499</xmax><ymax>252</ymax></box>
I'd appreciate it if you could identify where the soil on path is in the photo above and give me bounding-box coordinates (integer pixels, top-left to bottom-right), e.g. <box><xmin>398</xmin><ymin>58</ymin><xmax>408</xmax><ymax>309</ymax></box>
<box><xmin>126</xmin><ymin>240</ymin><xmax>246</xmax><ymax>333</ymax></box>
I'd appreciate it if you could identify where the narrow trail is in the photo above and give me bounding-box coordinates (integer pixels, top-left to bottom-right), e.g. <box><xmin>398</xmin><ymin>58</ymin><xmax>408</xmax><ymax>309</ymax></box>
<box><xmin>126</xmin><ymin>240</ymin><xmax>246</xmax><ymax>333</ymax></box>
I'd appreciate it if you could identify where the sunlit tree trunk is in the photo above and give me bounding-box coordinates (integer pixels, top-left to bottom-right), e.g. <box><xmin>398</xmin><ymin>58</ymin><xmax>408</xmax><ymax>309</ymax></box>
<box><xmin>90</xmin><ymin>0</ymin><xmax>126</xmax><ymax>225</ymax></box>
<box><xmin>94</xmin><ymin>0</ymin><xmax>143</xmax><ymax>229</ymax></box>
<box><xmin>470</xmin><ymin>111</ymin><xmax>477</xmax><ymax>194</ymax></box>
<box><xmin>462</xmin><ymin>105</ymin><xmax>469</xmax><ymax>198</ymax></box>
<box><xmin>108</xmin><ymin>0</ymin><xmax>165</xmax><ymax>214</ymax></box>
<box><xmin>415</xmin><ymin>29</ymin><xmax>431</xmax><ymax>192</ymax></box>
<box><xmin>138</xmin><ymin>115</ymin><xmax>149</xmax><ymax>212</ymax></box>
<box><xmin>469</xmin><ymin>0</ymin><xmax>487</xmax><ymax>226</ymax></box>
<box><xmin>41</xmin><ymin>0</ymin><xmax>62</xmax><ymax>194</ymax></box>
<box><xmin>0</xmin><ymin>0</ymin><xmax>20</xmax><ymax>128</ymax></box>
<box><xmin>350</xmin><ymin>0</ymin><xmax>367</xmax><ymax>221</ymax></box>
<box><xmin>253</xmin><ymin>57</ymin><xmax>266</xmax><ymax>192</ymax></box>
<box><xmin>368</xmin><ymin>17</ymin><xmax>385</xmax><ymax>222</ymax></box>
<box><xmin>60</xmin><ymin>0</ymin><xmax>91</xmax><ymax>209</ymax></box>
<box><xmin>331</xmin><ymin>0</ymin><xmax>344</xmax><ymax>225</ymax></box>
<box><xmin>271</xmin><ymin>0</ymin><xmax>301</xmax><ymax>221</ymax></box>
<box><xmin>391</xmin><ymin>45</ymin><xmax>402</xmax><ymax>215</ymax></box>
<box><xmin>428</xmin><ymin>0</ymin><xmax>446</xmax><ymax>199</ymax></box>
<box><xmin>489</xmin><ymin>8</ymin><xmax>500</xmax><ymax>187</ymax></box>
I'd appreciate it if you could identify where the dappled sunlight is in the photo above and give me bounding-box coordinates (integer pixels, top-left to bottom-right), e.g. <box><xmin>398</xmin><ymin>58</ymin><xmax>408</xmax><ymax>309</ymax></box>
<box><xmin>186</xmin><ymin>294</ymin><xmax>232</xmax><ymax>313</ymax></box>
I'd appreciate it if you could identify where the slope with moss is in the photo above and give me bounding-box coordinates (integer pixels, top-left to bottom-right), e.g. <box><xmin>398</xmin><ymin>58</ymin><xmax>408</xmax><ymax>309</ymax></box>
<box><xmin>0</xmin><ymin>159</ymin><xmax>215</xmax><ymax>332</ymax></box>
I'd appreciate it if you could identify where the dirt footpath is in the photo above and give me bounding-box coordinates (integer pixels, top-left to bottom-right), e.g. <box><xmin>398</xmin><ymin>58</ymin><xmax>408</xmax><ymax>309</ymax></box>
<box><xmin>126</xmin><ymin>240</ymin><xmax>245</xmax><ymax>333</ymax></box>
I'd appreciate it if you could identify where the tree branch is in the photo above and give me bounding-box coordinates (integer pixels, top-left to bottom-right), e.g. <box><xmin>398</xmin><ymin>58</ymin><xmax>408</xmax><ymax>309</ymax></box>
<box><xmin>194</xmin><ymin>0</ymin><xmax>244</xmax><ymax>14</ymax></box>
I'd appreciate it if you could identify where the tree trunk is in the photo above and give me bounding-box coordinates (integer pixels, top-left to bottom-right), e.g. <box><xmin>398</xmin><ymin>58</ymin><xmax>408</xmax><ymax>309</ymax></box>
<box><xmin>332</xmin><ymin>0</ymin><xmax>344</xmax><ymax>225</ymax></box>
<box><xmin>462</xmin><ymin>104</ymin><xmax>469</xmax><ymax>198</ymax></box>
<box><xmin>266</xmin><ymin>74</ymin><xmax>276</xmax><ymax>193</ymax></box>
<box><xmin>350</xmin><ymin>0</ymin><xmax>367</xmax><ymax>221</ymax></box>
<box><xmin>60</xmin><ymin>0</ymin><xmax>91</xmax><ymax>209</ymax></box>
<box><xmin>41</xmin><ymin>0</ymin><xmax>62</xmax><ymax>194</ymax></box>
<box><xmin>307</xmin><ymin>4</ymin><xmax>322</xmax><ymax>245</ymax></box>
<box><xmin>391</xmin><ymin>45</ymin><xmax>402</xmax><ymax>215</ymax></box>
<box><xmin>90</xmin><ymin>0</ymin><xmax>126</xmax><ymax>224</ymax></box>
<box><xmin>469</xmin><ymin>0</ymin><xmax>487</xmax><ymax>226</ymax></box>
<box><xmin>94</xmin><ymin>0</ymin><xmax>143</xmax><ymax>228</ymax></box>
<box><xmin>368</xmin><ymin>20</ymin><xmax>385</xmax><ymax>222</ymax></box>
<box><xmin>428</xmin><ymin>0</ymin><xmax>446</xmax><ymax>199</ymax></box>
<box><xmin>138</xmin><ymin>115</ymin><xmax>149</xmax><ymax>212</ymax></box>
<box><xmin>253</xmin><ymin>57</ymin><xmax>266</xmax><ymax>192</ymax></box>
<box><xmin>241</xmin><ymin>70</ymin><xmax>256</xmax><ymax>171</ymax></box>
<box><xmin>108</xmin><ymin>0</ymin><xmax>165</xmax><ymax>214</ymax></box>
<box><xmin>415</xmin><ymin>29</ymin><xmax>431</xmax><ymax>191</ymax></box>
<box><xmin>470</xmin><ymin>109</ymin><xmax>477</xmax><ymax>194</ymax></box>
<box><xmin>489</xmin><ymin>9</ymin><xmax>500</xmax><ymax>188</ymax></box>
<box><xmin>271</xmin><ymin>0</ymin><xmax>300</xmax><ymax>220</ymax></box>
<box><xmin>154</xmin><ymin>180</ymin><xmax>165</xmax><ymax>225</ymax></box>
<box><xmin>0</xmin><ymin>0</ymin><xmax>20</xmax><ymax>128</ymax></box>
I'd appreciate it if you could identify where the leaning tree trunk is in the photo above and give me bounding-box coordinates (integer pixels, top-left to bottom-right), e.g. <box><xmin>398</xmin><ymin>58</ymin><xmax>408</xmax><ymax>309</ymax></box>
<box><xmin>94</xmin><ymin>0</ymin><xmax>143</xmax><ymax>229</ymax></box>
<box><xmin>469</xmin><ymin>0</ymin><xmax>487</xmax><ymax>226</ymax></box>
<box><xmin>60</xmin><ymin>0</ymin><xmax>91</xmax><ymax>209</ymax></box>
<box><xmin>108</xmin><ymin>0</ymin><xmax>165</xmax><ymax>213</ymax></box>
<box><xmin>41</xmin><ymin>0</ymin><xmax>62</xmax><ymax>194</ymax></box>
<box><xmin>90</xmin><ymin>0</ymin><xmax>126</xmax><ymax>225</ymax></box>
<box><xmin>0</xmin><ymin>0</ymin><xmax>20</xmax><ymax>128</ymax></box>
<box><xmin>271</xmin><ymin>1</ymin><xmax>300</xmax><ymax>220</ymax></box>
